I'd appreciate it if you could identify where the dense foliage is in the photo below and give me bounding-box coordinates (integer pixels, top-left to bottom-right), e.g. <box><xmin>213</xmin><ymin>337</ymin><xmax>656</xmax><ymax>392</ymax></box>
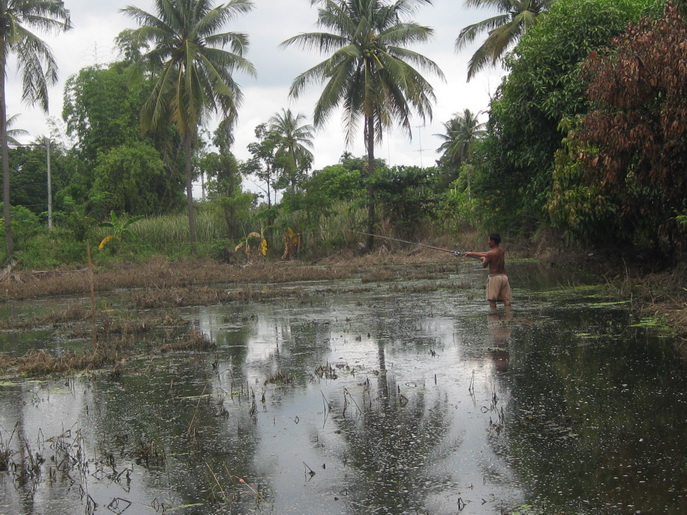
<box><xmin>62</xmin><ymin>63</ymin><xmax>185</xmax><ymax>218</ymax></box>
<box><xmin>0</xmin><ymin>0</ymin><xmax>71</xmax><ymax>258</ymax></box>
<box><xmin>575</xmin><ymin>2</ymin><xmax>687</xmax><ymax>252</ymax></box>
<box><xmin>4</xmin><ymin>0</ymin><xmax>687</xmax><ymax>269</ymax></box>
<box><xmin>8</xmin><ymin>143</ymin><xmax>71</xmax><ymax>218</ymax></box>
<box><xmin>370</xmin><ymin>165</ymin><xmax>441</xmax><ymax>237</ymax></box>
<box><xmin>122</xmin><ymin>0</ymin><xmax>256</xmax><ymax>247</ymax></box>
<box><xmin>477</xmin><ymin>0</ymin><xmax>662</xmax><ymax>236</ymax></box>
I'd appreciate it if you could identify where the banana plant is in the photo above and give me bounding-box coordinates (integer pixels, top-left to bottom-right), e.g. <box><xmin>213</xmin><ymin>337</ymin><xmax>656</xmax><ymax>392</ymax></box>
<box><xmin>235</xmin><ymin>228</ymin><xmax>268</xmax><ymax>258</ymax></box>
<box><xmin>98</xmin><ymin>211</ymin><xmax>144</xmax><ymax>250</ymax></box>
<box><xmin>281</xmin><ymin>227</ymin><xmax>301</xmax><ymax>259</ymax></box>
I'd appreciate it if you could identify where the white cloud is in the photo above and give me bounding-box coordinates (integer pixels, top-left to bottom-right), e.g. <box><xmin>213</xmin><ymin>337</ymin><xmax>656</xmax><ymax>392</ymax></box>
<box><xmin>10</xmin><ymin>0</ymin><xmax>505</xmax><ymax>171</ymax></box>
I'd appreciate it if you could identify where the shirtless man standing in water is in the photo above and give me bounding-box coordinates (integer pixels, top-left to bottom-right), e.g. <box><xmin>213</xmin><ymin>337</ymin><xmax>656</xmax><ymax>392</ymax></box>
<box><xmin>464</xmin><ymin>233</ymin><xmax>512</xmax><ymax>309</ymax></box>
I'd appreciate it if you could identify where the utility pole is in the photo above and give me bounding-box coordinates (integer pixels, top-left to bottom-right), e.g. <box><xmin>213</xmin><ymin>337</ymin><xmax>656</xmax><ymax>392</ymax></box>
<box><xmin>45</xmin><ymin>136</ymin><xmax>52</xmax><ymax>229</ymax></box>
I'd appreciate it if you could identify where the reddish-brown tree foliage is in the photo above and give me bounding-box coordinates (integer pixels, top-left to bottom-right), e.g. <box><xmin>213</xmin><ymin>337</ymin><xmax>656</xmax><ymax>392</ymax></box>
<box><xmin>580</xmin><ymin>3</ymin><xmax>687</xmax><ymax>226</ymax></box>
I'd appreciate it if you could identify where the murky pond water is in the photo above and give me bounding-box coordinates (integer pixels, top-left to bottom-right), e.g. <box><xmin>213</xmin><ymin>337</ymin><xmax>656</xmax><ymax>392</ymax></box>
<box><xmin>1</xmin><ymin>261</ymin><xmax>686</xmax><ymax>514</ymax></box>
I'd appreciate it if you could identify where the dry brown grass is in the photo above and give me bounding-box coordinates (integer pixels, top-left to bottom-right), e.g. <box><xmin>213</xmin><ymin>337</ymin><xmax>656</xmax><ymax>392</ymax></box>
<box><xmin>0</xmin><ymin>303</ymin><xmax>90</xmax><ymax>330</ymax></box>
<box><xmin>2</xmin><ymin>321</ymin><xmax>217</xmax><ymax>377</ymax></box>
<box><xmin>361</xmin><ymin>268</ymin><xmax>396</xmax><ymax>283</ymax></box>
<box><xmin>0</xmin><ymin>354</ymin><xmax>13</xmax><ymax>369</ymax></box>
<box><xmin>14</xmin><ymin>347</ymin><xmax>115</xmax><ymax>375</ymax></box>
<box><xmin>0</xmin><ymin>251</ymin><xmax>459</xmax><ymax>301</ymax></box>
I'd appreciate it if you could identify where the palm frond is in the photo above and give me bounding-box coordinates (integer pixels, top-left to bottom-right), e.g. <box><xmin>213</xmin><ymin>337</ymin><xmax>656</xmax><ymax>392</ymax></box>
<box><xmin>457</xmin><ymin>0</ymin><xmax>553</xmax><ymax>80</ymax></box>
<box><xmin>455</xmin><ymin>14</ymin><xmax>510</xmax><ymax>49</ymax></box>
<box><xmin>281</xmin><ymin>32</ymin><xmax>349</xmax><ymax>54</ymax></box>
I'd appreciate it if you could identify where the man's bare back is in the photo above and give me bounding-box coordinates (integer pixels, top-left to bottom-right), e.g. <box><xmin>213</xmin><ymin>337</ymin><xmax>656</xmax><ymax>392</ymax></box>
<box><xmin>482</xmin><ymin>245</ymin><xmax>506</xmax><ymax>275</ymax></box>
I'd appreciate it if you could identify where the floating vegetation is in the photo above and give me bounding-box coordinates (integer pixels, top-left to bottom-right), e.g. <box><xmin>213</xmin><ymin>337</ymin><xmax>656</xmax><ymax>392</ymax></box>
<box><xmin>509</xmin><ymin>503</ymin><xmax>547</xmax><ymax>515</ymax></box>
<box><xmin>314</xmin><ymin>363</ymin><xmax>338</xmax><ymax>379</ymax></box>
<box><xmin>0</xmin><ymin>426</ymin><xmax>15</xmax><ymax>472</ymax></box>
<box><xmin>0</xmin><ymin>321</ymin><xmax>215</xmax><ymax>377</ymax></box>
<box><xmin>131</xmin><ymin>437</ymin><xmax>166</xmax><ymax>468</ymax></box>
<box><xmin>628</xmin><ymin>316</ymin><xmax>672</xmax><ymax>334</ymax></box>
<box><xmin>574</xmin><ymin>332</ymin><xmax>606</xmax><ymax>340</ymax></box>
<box><xmin>587</xmin><ymin>300</ymin><xmax>630</xmax><ymax>308</ymax></box>
<box><xmin>539</xmin><ymin>284</ymin><xmax>607</xmax><ymax>298</ymax></box>
<box><xmin>264</xmin><ymin>370</ymin><xmax>293</xmax><ymax>385</ymax></box>
<box><xmin>161</xmin><ymin>329</ymin><xmax>216</xmax><ymax>352</ymax></box>
<box><xmin>0</xmin><ymin>422</ymin><xmax>173</xmax><ymax>514</ymax></box>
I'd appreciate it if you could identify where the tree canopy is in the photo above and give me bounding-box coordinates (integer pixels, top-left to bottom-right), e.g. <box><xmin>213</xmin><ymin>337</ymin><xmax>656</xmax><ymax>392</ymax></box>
<box><xmin>477</xmin><ymin>0</ymin><xmax>659</xmax><ymax>234</ymax></box>
<box><xmin>268</xmin><ymin>109</ymin><xmax>314</xmax><ymax>193</ymax></box>
<box><xmin>63</xmin><ymin>64</ymin><xmax>145</xmax><ymax>164</ymax></box>
<box><xmin>62</xmin><ymin>62</ymin><xmax>184</xmax><ymax>217</ymax></box>
<box><xmin>435</xmin><ymin>109</ymin><xmax>485</xmax><ymax>173</ymax></box>
<box><xmin>456</xmin><ymin>0</ymin><xmax>555</xmax><ymax>81</ymax></box>
<box><xmin>576</xmin><ymin>2</ymin><xmax>687</xmax><ymax>250</ymax></box>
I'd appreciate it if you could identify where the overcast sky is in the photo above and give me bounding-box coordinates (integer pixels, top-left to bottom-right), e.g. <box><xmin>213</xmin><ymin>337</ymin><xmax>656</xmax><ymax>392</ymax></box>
<box><xmin>7</xmin><ymin>0</ymin><xmax>505</xmax><ymax>174</ymax></box>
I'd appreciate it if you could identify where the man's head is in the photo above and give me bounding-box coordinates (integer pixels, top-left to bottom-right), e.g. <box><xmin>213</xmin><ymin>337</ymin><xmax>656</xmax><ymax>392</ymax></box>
<box><xmin>489</xmin><ymin>233</ymin><xmax>501</xmax><ymax>246</ymax></box>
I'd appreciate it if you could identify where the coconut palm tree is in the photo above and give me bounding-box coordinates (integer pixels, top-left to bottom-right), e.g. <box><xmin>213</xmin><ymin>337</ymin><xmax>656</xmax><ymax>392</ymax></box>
<box><xmin>0</xmin><ymin>0</ymin><xmax>71</xmax><ymax>260</ymax></box>
<box><xmin>435</xmin><ymin>109</ymin><xmax>485</xmax><ymax>193</ymax></box>
<box><xmin>435</xmin><ymin>109</ymin><xmax>485</xmax><ymax>168</ymax></box>
<box><xmin>282</xmin><ymin>0</ymin><xmax>444</xmax><ymax>251</ymax></box>
<box><xmin>6</xmin><ymin>115</ymin><xmax>29</xmax><ymax>148</ymax></box>
<box><xmin>268</xmin><ymin>108</ymin><xmax>314</xmax><ymax>193</ymax></box>
<box><xmin>122</xmin><ymin>0</ymin><xmax>256</xmax><ymax>248</ymax></box>
<box><xmin>456</xmin><ymin>0</ymin><xmax>555</xmax><ymax>81</ymax></box>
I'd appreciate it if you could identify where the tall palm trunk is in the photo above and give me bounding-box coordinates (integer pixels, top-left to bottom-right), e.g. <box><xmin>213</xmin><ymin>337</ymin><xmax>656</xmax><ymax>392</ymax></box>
<box><xmin>365</xmin><ymin>114</ymin><xmax>375</xmax><ymax>252</ymax></box>
<box><xmin>183</xmin><ymin>131</ymin><xmax>197</xmax><ymax>250</ymax></box>
<box><xmin>0</xmin><ymin>49</ymin><xmax>13</xmax><ymax>259</ymax></box>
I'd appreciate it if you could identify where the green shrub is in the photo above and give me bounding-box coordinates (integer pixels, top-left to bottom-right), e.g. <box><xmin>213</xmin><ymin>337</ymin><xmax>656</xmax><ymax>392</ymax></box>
<box><xmin>13</xmin><ymin>229</ymin><xmax>88</xmax><ymax>269</ymax></box>
<box><xmin>209</xmin><ymin>238</ymin><xmax>237</xmax><ymax>264</ymax></box>
<box><xmin>0</xmin><ymin>204</ymin><xmax>42</xmax><ymax>247</ymax></box>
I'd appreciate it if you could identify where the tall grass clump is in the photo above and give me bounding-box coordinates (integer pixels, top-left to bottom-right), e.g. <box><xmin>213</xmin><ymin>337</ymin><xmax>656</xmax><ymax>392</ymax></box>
<box><xmin>131</xmin><ymin>203</ymin><xmax>262</xmax><ymax>260</ymax></box>
<box><xmin>134</xmin><ymin>212</ymin><xmax>192</xmax><ymax>250</ymax></box>
<box><xmin>128</xmin><ymin>211</ymin><xmax>222</xmax><ymax>259</ymax></box>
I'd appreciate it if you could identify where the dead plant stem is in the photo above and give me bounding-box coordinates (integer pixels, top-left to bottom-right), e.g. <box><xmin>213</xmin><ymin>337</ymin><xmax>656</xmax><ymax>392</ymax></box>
<box><xmin>86</xmin><ymin>242</ymin><xmax>96</xmax><ymax>343</ymax></box>
<box><xmin>187</xmin><ymin>384</ymin><xmax>208</xmax><ymax>437</ymax></box>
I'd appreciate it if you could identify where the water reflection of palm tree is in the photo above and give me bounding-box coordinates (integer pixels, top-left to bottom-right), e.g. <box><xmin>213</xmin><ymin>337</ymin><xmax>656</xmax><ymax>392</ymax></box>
<box><xmin>332</xmin><ymin>337</ymin><xmax>451</xmax><ymax>512</ymax></box>
<box><xmin>335</xmin><ymin>390</ymin><xmax>450</xmax><ymax>510</ymax></box>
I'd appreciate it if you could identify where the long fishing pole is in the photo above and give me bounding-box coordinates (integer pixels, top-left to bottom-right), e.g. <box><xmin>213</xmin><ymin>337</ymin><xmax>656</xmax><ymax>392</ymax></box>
<box><xmin>347</xmin><ymin>230</ymin><xmax>471</xmax><ymax>256</ymax></box>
